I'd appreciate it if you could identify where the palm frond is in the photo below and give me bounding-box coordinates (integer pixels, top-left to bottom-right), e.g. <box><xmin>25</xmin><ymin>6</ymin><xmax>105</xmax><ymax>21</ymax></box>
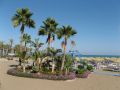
<box><xmin>22</xmin><ymin>33</ymin><xmax>31</xmax><ymax>44</ymax></box>
<box><xmin>12</xmin><ymin>8</ymin><xmax>35</xmax><ymax>32</ymax></box>
<box><xmin>38</xmin><ymin>17</ymin><xmax>58</xmax><ymax>45</ymax></box>
<box><xmin>27</xmin><ymin>19</ymin><xmax>35</xmax><ymax>28</ymax></box>
<box><xmin>38</xmin><ymin>28</ymin><xmax>47</xmax><ymax>35</ymax></box>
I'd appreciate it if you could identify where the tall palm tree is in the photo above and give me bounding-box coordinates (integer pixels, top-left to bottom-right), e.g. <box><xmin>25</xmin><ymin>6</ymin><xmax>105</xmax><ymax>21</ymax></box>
<box><xmin>38</xmin><ymin>17</ymin><xmax>58</xmax><ymax>48</ymax></box>
<box><xmin>12</xmin><ymin>8</ymin><xmax>35</xmax><ymax>50</ymax></box>
<box><xmin>57</xmin><ymin>25</ymin><xmax>77</xmax><ymax>71</ymax></box>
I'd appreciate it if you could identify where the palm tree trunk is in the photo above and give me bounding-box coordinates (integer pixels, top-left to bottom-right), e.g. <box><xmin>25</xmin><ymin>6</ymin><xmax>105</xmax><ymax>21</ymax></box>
<box><xmin>3</xmin><ymin>48</ymin><xmax>5</xmax><ymax>57</ymax></box>
<box><xmin>48</xmin><ymin>34</ymin><xmax>51</xmax><ymax>48</ymax></box>
<box><xmin>48</xmin><ymin>37</ymin><xmax>51</xmax><ymax>48</ymax></box>
<box><xmin>38</xmin><ymin>58</ymin><xmax>42</xmax><ymax>71</ymax></box>
<box><xmin>18</xmin><ymin>33</ymin><xmax>23</xmax><ymax>66</ymax></box>
<box><xmin>10</xmin><ymin>41</ymin><xmax>13</xmax><ymax>53</ymax></box>
<box><xmin>48</xmin><ymin>42</ymin><xmax>50</xmax><ymax>48</ymax></box>
<box><xmin>22</xmin><ymin>63</ymin><xmax>26</xmax><ymax>73</ymax></box>
<box><xmin>20</xmin><ymin>33</ymin><xmax>23</xmax><ymax>52</ymax></box>
<box><xmin>25</xmin><ymin>42</ymin><xmax>27</xmax><ymax>51</ymax></box>
<box><xmin>61</xmin><ymin>46</ymin><xmax>66</xmax><ymax>71</ymax></box>
<box><xmin>65</xmin><ymin>68</ymin><xmax>68</xmax><ymax>75</ymax></box>
<box><xmin>20</xmin><ymin>24</ymin><xmax>24</xmax><ymax>52</ymax></box>
<box><xmin>61</xmin><ymin>37</ymin><xmax>67</xmax><ymax>72</ymax></box>
<box><xmin>52</xmin><ymin>59</ymin><xmax>55</xmax><ymax>73</ymax></box>
<box><xmin>19</xmin><ymin>58</ymin><xmax>22</xmax><ymax>66</ymax></box>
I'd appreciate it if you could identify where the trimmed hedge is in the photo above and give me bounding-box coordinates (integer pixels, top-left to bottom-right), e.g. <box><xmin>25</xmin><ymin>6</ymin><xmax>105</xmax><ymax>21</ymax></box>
<box><xmin>7</xmin><ymin>68</ymin><xmax>76</xmax><ymax>80</ymax></box>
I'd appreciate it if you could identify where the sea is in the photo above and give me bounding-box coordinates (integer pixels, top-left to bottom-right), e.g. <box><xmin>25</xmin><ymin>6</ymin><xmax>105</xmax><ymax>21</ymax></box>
<box><xmin>68</xmin><ymin>51</ymin><xmax>120</xmax><ymax>58</ymax></box>
<box><xmin>79</xmin><ymin>55</ymin><xmax>120</xmax><ymax>58</ymax></box>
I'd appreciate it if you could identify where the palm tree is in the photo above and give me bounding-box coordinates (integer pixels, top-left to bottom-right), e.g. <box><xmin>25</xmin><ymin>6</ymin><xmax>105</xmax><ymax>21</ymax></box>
<box><xmin>17</xmin><ymin>51</ymin><xmax>30</xmax><ymax>72</ymax></box>
<box><xmin>12</xmin><ymin>8</ymin><xmax>35</xmax><ymax>50</ymax></box>
<box><xmin>0</xmin><ymin>41</ymin><xmax>4</xmax><ymax>56</ymax></box>
<box><xmin>14</xmin><ymin>44</ymin><xmax>21</xmax><ymax>54</ymax></box>
<box><xmin>4</xmin><ymin>44</ymin><xmax>10</xmax><ymax>55</ymax></box>
<box><xmin>64</xmin><ymin>55</ymin><xmax>73</xmax><ymax>75</ymax></box>
<box><xmin>31</xmin><ymin>38</ymin><xmax>44</xmax><ymax>52</ymax></box>
<box><xmin>31</xmin><ymin>38</ymin><xmax>44</xmax><ymax>69</ymax></box>
<box><xmin>48</xmin><ymin>48</ymin><xmax>62</xmax><ymax>73</ymax></box>
<box><xmin>38</xmin><ymin>17</ymin><xmax>58</xmax><ymax>48</ymax></box>
<box><xmin>22</xmin><ymin>33</ymin><xmax>31</xmax><ymax>51</ymax></box>
<box><xmin>9</xmin><ymin>39</ymin><xmax>13</xmax><ymax>53</ymax></box>
<box><xmin>57</xmin><ymin>25</ymin><xmax>77</xmax><ymax>71</ymax></box>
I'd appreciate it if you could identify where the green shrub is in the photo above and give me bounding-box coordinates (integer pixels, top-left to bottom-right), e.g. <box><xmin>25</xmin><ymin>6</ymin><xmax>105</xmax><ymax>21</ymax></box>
<box><xmin>41</xmin><ymin>67</ymin><xmax>50</xmax><ymax>73</ymax></box>
<box><xmin>76</xmin><ymin>68</ymin><xmax>86</xmax><ymax>74</ymax></box>
<box><xmin>75</xmin><ymin>61</ymin><xmax>94</xmax><ymax>75</ymax></box>
<box><xmin>32</xmin><ymin>66</ymin><xmax>39</xmax><ymax>73</ymax></box>
<box><xmin>87</xmin><ymin>65</ymin><xmax>94</xmax><ymax>71</ymax></box>
<box><xmin>65</xmin><ymin>55</ymin><xmax>73</xmax><ymax>70</ymax></box>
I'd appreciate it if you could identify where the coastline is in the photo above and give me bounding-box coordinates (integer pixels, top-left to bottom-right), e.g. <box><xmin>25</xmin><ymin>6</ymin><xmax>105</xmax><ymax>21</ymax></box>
<box><xmin>79</xmin><ymin>54</ymin><xmax>120</xmax><ymax>58</ymax></box>
<box><xmin>78</xmin><ymin>56</ymin><xmax>120</xmax><ymax>62</ymax></box>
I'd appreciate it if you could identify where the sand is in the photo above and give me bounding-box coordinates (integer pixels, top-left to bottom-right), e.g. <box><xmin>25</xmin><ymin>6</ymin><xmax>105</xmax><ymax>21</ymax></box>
<box><xmin>80</xmin><ymin>57</ymin><xmax>120</xmax><ymax>63</ymax></box>
<box><xmin>0</xmin><ymin>58</ymin><xmax>120</xmax><ymax>90</ymax></box>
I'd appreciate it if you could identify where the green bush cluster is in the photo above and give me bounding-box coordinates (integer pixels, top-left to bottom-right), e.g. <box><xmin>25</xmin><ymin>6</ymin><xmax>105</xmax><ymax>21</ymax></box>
<box><xmin>75</xmin><ymin>61</ymin><xmax>93</xmax><ymax>75</ymax></box>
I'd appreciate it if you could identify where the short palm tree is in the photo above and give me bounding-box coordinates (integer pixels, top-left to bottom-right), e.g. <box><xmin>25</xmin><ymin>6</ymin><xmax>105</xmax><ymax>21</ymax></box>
<box><xmin>48</xmin><ymin>48</ymin><xmax>62</xmax><ymax>73</ymax></box>
<box><xmin>9</xmin><ymin>39</ymin><xmax>13</xmax><ymax>53</ymax></box>
<box><xmin>38</xmin><ymin>18</ymin><xmax>58</xmax><ymax>48</ymax></box>
<box><xmin>0</xmin><ymin>41</ymin><xmax>4</xmax><ymax>56</ymax></box>
<box><xmin>31</xmin><ymin>38</ymin><xmax>44</xmax><ymax>69</ymax></box>
<box><xmin>12</xmin><ymin>8</ymin><xmax>35</xmax><ymax>50</ymax></box>
<box><xmin>64</xmin><ymin>55</ymin><xmax>73</xmax><ymax>75</ymax></box>
<box><xmin>22</xmin><ymin>33</ymin><xmax>31</xmax><ymax>51</ymax></box>
<box><xmin>46</xmin><ymin>48</ymin><xmax>56</xmax><ymax>73</ymax></box>
<box><xmin>57</xmin><ymin>25</ymin><xmax>77</xmax><ymax>71</ymax></box>
<box><xmin>17</xmin><ymin>51</ymin><xmax>30</xmax><ymax>72</ymax></box>
<box><xmin>14</xmin><ymin>44</ymin><xmax>21</xmax><ymax>53</ymax></box>
<box><xmin>31</xmin><ymin>38</ymin><xmax>44</xmax><ymax>52</ymax></box>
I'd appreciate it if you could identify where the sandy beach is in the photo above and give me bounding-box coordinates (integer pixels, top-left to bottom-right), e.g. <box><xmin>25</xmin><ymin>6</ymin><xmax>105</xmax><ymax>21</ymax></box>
<box><xmin>0</xmin><ymin>58</ymin><xmax>120</xmax><ymax>90</ymax></box>
<box><xmin>80</xmin><ymin>57</ymin><xmax>120</xmax><ymax>63</ymax></box>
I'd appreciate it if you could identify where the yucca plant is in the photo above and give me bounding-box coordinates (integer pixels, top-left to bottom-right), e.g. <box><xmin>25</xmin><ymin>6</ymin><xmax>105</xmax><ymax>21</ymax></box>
<box><xmin>31</xmin><ymin>51</ymin><xmax>41</xmax><ymax>72</ymax></box>
<box><xmin>47</xmin><ymin>48</ymin><xmax>62</xmax><ymax>73</ymax></box>
<box><xmin>17</xmin><ymin>51</ymin><xmax>30</xmax><ymax>72</ymax></box>
<box><xmin>31</xmin><ymin>38</ymin><xmax>44</xmax><ymax>72</ymax></box>
<box><xmin>64</xmin><ymin>55</ymin><xmax>73</xmax><ymax>75</ymax></box>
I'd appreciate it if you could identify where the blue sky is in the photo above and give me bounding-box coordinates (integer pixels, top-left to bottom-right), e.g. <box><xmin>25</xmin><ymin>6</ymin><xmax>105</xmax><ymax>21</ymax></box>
<box><xmin>0</xmin><ymin>0</ymin><xmax>120</xmax><ymax>55</ymax></box>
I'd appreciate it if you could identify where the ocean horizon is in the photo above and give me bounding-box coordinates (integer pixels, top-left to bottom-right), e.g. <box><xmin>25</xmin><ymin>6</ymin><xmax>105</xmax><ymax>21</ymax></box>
<box><xmin>79</xmin><ymin>55</ymin><xmax>120</xmax><ymax>58</ymax></box>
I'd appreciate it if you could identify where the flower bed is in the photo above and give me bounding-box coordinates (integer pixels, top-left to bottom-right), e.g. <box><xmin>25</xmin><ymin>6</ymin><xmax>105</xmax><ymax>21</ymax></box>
<box><xmin>7</xmin><ymin>68</ymin><xmax>76</xmax><ymax>80</ymax></box>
